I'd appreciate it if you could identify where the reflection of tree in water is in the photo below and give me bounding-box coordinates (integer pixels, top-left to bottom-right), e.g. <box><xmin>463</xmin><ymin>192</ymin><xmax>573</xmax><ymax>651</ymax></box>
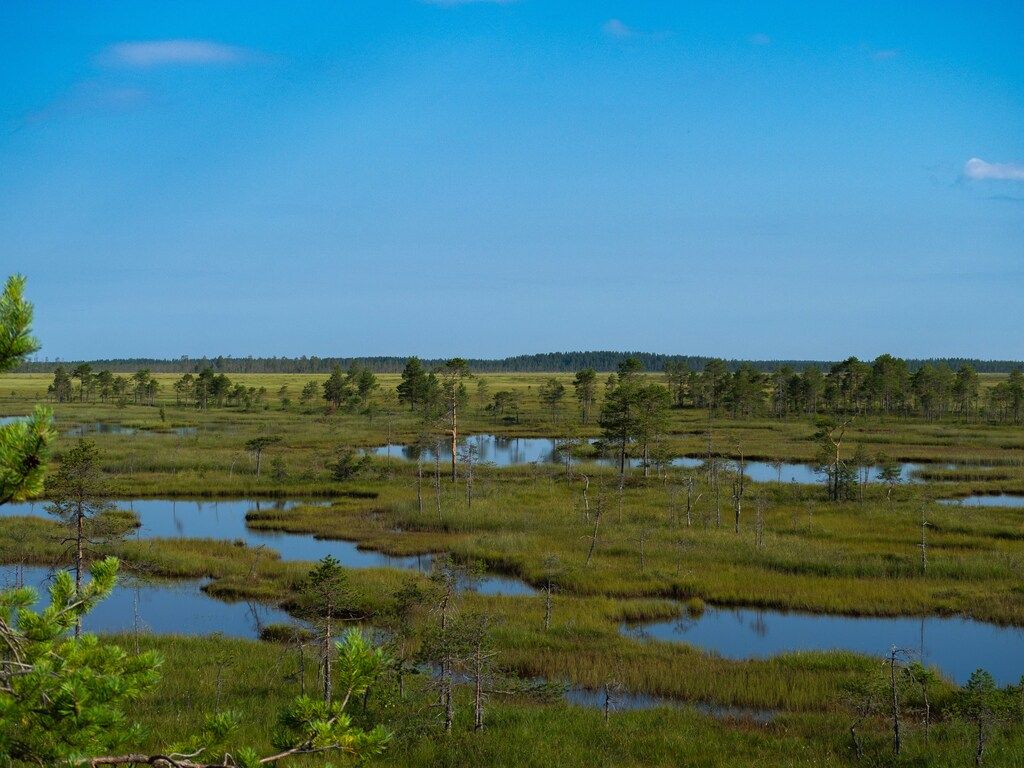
<box><xmin>472</xmin><ymin>434</ymin><xmax>489</xmax><ymax>462</ymax></box>
<box><xmin>919</xmin><ymin>617</ymin><xmax>928</xmax><ymax>667</ymax></box>
<box><xmin>247</xmin><ymin>600</ymin><xmax>266</xmax><ymax>637</ymax></box>
<box><xmin>672</xmin><ymin>615</ymin><xmax>700</xmax><ymax>634</ymax></box>
<box><xmin>750</xmin><ymin>611</ymin><xmax>769</xmax><ymax>638</ymax></box>
<box><xmin>169</xmin><ymin>499</ymin><xmax>185</xmax><ymax>536</ymax></box>
<box><xmin>494</xmin><ymin>435</ymin><xmax>516</xmax><ymax>463</ymax></box>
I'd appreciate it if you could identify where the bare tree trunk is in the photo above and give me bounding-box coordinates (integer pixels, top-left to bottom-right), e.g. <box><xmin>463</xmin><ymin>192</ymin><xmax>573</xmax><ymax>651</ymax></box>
<box><xmin>442</xmin><ymin>666</ymin><xmax>454</xmax><ymax>733</ymax></box>
<box><xmin>322</xmin><ymin>606</ymin><xmax>333</xmax><ymax>705</ymax></box>
<box><xmin>581</xmin><ymin>475</ymin><xmax>590</xmax><ymax>520</ymax></box>
<box><xmin>75</xmin><ymin>504</ymin><xmax>84</xmax><ymax>639</ymax></box>
<box><xmin>450</xmin><ymin>400</ymin><xmax>458</xmax><ymax>482</ymax></box>
<box><xmin>603</xmin><ymin>686</ymin><xmax>614</xmax><ymax>723</ymax></box>
<box><xmin>417</xmin><ymin>459</ymin><xmax>424</xmax><ymax>515</ymax></box>
<box><xmin>473</xmin><ymin>642</ymin><xmax>484</xmax><ymax>731</ymax></box>
<box><xmin>434</xmin><ymin>441</ymin><xmax>442</xmax><ymax>523</ymax></box>
<box><xmin>889</xmin><ymin>647</ymin><xmax>901</xmax><ymax>756</ymax></box>
<box><xmin>920</xmin><ymin>508</ymin><xmax>928</xmax><ymax>574</ymax></box>
<box><xmin>586</xmin><ymin>501</ymin><xmax>602</xmax><ymax>566</ymax></box>
<box><xmin>849</xmin><ymin>723</ymin><xmax>864</xmax><ymax>758</ymax></box>
<box><xmin>544</xmin><ymin>580</ymin><xmax>552</xmax><ymax>631</ymax></box>
<box><xmin>685</xmin><ymin>478</ymin><xmax>693</xmax><ymax>527</ymax></box>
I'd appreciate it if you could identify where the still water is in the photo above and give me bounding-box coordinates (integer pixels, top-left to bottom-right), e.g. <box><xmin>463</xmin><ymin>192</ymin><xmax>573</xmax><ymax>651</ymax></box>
<box><xmin>623</xmin><ymin>604</ymin><xmax>1024</xmax><ymax>685</ymax></box>
<box><xmin>1</xmin><ymin>498</ymin><xmax>531</xmax><ymax>595</ymax></box>
<box><xmin>0</xmin><ymin>565</ymin><xmax>291</xmax><ymax>638</ymax></box>
<box><xmin>939</xmin><ymin>495</ymin><xmax>1024</xmax><ymax>509</ymax></box>
<box><xmin>371</xmin><ymin>435</ymin><xmax>946</xmax><ymax>484</ymax></box>
<box><xmin>63</xmin><ymin>423</ymin><xmax>198</xmax><ymax>437</ymax></box>
<box><xmin>4</xmin><ymin>497</ymin><xmax>1018</xmax><ymax>679</ymax></box>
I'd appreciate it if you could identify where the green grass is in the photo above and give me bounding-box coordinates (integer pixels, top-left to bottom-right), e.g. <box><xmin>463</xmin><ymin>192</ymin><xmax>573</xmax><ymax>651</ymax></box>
<box><xmin>2</xmin><ymin>372</ymin><xmax>1024</xmax><ymax>765</ymax></box>
<box><xmin>114</xmin><ymin>633</ymin><xmax>1022</xmax><ymax>768</ymax></box>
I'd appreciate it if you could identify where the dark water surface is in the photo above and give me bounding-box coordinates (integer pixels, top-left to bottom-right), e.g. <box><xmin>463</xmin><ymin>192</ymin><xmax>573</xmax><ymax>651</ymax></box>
<box><xmin>0</xmin><ymin>565</ymin><xmax>290</xmax><ymax>637</ymax></box>
<box><xmin>371</xmin><ymin>435</ymin><xmax>948</xmax><ymax>484</ymax></box>
<box><xmin>939</xmin><ymin>495</ymin><xmax>1024</xmax><ymax>508</ymax></box>
<box><xmin>1</xmin><ymin>498</ymin><xmax>529</xmax><ymax>595</ymax></box>
<box><xmin>4</xmin><ymin>497</ymin><xmax>1019</xmax><ymax>681</ymax></box>
<box><xmin>623</xmin><ymin>604</ymin><xmax>1024</xmax><ymax>685</ymax></box>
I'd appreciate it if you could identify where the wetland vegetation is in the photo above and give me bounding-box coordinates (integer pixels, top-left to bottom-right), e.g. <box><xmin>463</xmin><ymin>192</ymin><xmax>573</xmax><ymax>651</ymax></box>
<box><xmin>3</xmin><ymin>277</ymin><xmax>1024</xmax><ymax>766</ymax></box>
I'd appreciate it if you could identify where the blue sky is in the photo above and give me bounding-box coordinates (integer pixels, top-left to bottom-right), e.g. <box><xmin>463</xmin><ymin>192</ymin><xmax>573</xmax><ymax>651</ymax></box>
<box><xmin>1</xmin><ymin>1</ymin><xmax>1022</xmax><ymax>361</ymax></box>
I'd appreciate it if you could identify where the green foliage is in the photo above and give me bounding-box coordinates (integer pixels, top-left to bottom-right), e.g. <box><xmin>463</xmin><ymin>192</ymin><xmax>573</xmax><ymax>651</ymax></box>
<box><xmin>0</xmin><ymin>557</ymin><xmax>163</xmax><ymax>765</ymax></box>
<box><xmin>599</xmin><ymin>380</ymin><xmax>672</xmax><ymax>473</ymax></box>
<box><xmin>0</xmin><ymin>560</ymin><xmax>394</xmax><ymax>766</ymax></box>
<box><xmin>0</xmin><ymin>275</ymin><xmax>52</xmax><ymax>506</ymax></box>
<box><xmin>273</xmin><ymin>688</ymin><xmax>391</xmax><ymax>760</ymax></box>
<box><xmin>328</xmin><ymin>448</ymin><xmax>371</xmax><ymax>482</ymax></box>
<box><xmin>0</xmin><ymin>275</ymin><xmax>39</xmax><ymax>372</ymax></box>
<box><xmin>0</xmin><ymin>405</ymin><xmax>53</xmax><ymax>505</ymax></box>
<box><xmin>332</xmin><ymin>627</ymin><xmax>390</xmax><ymax>705</ymax></box>
<box><xmin>293</xmin><ymin>555</ymin><xmax>350</xmax><ymax>626</ymax></box>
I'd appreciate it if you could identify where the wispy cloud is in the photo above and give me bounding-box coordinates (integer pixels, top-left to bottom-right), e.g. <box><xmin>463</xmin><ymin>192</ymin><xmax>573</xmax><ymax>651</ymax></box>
<box><xmin>23</xmin><ymin>81</ymin><xmax>148</xmax><ymax>124</ymax></box>
<box><xmin>872</xmin><ymin>49</ymin><xmax>898</xmax><ymax>60</ymax></box>
<box><xmin>603</xmin><ymin>19</ymin><xmax>637</xmax><ymax>39</ymax></box>
<box><xmin>964</xmin><ymin>157</ymin><xmax>1024</xmax><ymax>182</ymax></box>
<box><xmin>749</xmin><ymin>32</ymin><xmax>771</xmax><ymax>46</ymax></box>
<box><xmin>100</xmin><ymin>39</ymin><xmax>254</xmax><ymax>67</ymax></box>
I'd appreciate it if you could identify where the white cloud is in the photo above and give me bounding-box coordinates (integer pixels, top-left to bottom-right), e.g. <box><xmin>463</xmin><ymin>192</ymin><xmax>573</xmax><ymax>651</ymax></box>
<box><xmin>101</xmin><ymin>40</ymin><xmax>252</xmax><ymax>67</ymax></box>
<box><xmin>749</xmin><ymin>32</ymin><xmax>771</xmax><ymax>46</ymax></box>
<box><xmin>603</xmin><ymin>19</ymin><xmax>637</xmax><ymax>39</ymax></box>
<box><xmin>964</xmin><ymin>158</ymin><xmax>1024</xmax><ymax>182</ymax></box>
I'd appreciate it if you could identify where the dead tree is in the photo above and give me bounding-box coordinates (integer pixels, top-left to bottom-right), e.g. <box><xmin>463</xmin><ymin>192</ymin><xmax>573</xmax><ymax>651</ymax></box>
<box><xmin>602</xmin><ymin>680</ymin><xmax>624</xmax><ymax>724</ymax></box>
<box><xmin>542</xmin><ymin>554</ymin><xmax>562</xmax><ymax>631</ymax></box>
<box><xmin>434</xmin><ymin>439</ymin><xmax>443</xmax><ymax>523</ymax></box>
<box><xmin>580</xmin><ymin>474</ymin><xmax>591</xmax><ymax>520</ymax></box>
<box><xmin>417</xmin><ymin>457</ymin><xmax>424</xmax><ymax>516</ymax></box>
<box><xmin>427</xmin><ymin>556</ymin><xmax>469</xmax><ymax>733</ymax></box>
<box><xmin>919</xmin><ymin>506</ymin><xmax>929</xmax><ymax>574</ymax></box>
<box><xmin>585</xmin><ymin>494</ymin><xmax>605</xmax><ymax>567</ymax></box>
<box><xmin>731</xmin><ymin>452</ymin><xmax>747</xmax><ymax>534</ymax></box>
<box><xmin>684</xmin><ymin>474</ymin><xmax>702</xmax><ymax>527</ymax></box>
<box><xmin>887</xmin><ymin>646</ymin><xmax>912</xmax><ymax>757</ymax></box>
<box><xmin>461</xmin><ymin>613</ymin><xmax>498</xmax><ymax>731</ymax></box>
<box><xmin>754</xmin><ymin>493</ymin><xmax>766</xmax><ymax>549</ymax></box>
<box><xmin>636</xmin><ymin>528</ymin><xmax>650</xmax><ymax>572</ymax></box>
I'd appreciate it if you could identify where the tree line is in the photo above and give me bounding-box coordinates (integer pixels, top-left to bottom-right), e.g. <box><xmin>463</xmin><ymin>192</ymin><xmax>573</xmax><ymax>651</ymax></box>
<box><xmin>47</xmin><ymin>365</ymin><xmax>159</xmax><ymax>406</ymax></box>
<box><xmin>18</xmin><ymin>351</ymin><xmax>1024</xmax><ymax>374</ymax></box>
<box><xmin>655</xmin><ymin>355</ymin><xmax>1022</xmax><ymax>423</ymax></box>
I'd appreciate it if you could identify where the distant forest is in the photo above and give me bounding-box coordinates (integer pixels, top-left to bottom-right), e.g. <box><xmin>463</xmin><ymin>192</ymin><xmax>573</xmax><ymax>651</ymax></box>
<box><xmin>14</xmin><ymin>352</ymin><xmax>1024</xmax><ymax>375</ymax></box>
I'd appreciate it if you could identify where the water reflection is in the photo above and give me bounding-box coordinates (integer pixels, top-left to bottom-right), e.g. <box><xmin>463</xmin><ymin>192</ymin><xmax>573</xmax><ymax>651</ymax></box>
<box><xmin>939</xmin><ymin>495</ymin><xmax>1024</xmax><ymax>509</ymax></box>
<box><xmin>624</xmin><ymin>604</ymin><xmax>1024</xmax><ymax>685</ymax></box>
<box><xmin>371</xmin><ymin>435</ymin><xmax>951</xmax><ymax>484</ymax></box>
<box><xmin>65</xmin><ymin>423</ymin><xmax>138</xmax><ymax>436</ymax></box>
<box><xmin>1</xmin><ymin>498</ymin><xmax>531</xmax><ymax>596</ymax></box>
<box><xmin>0</xmin><ymin>565</ymin><xmax>290</xmax><ymax>638</ymax></box>
<box><xmin>63</xmin><ymin>423</ymin><xmax>198</xmax><ymax>438</ymax></box>
<box><xmin>561</xmin><ymin>685</ymin><xmax>775</xmax><ymax>723</ymax></box>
